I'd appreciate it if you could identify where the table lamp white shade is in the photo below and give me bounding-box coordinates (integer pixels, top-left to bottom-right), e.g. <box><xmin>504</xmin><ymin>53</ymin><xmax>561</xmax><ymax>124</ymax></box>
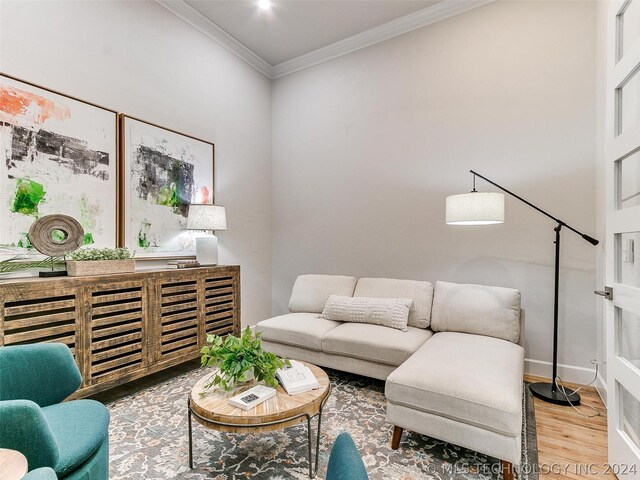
<box><xmin>187</xmin><ymin>205</ymin><xmax>227</xmax><ymax>265</ymax></box>
<box><xmin>445</xmin><ymin>192</ymin><xmax>505</xmax><ymax>225</ymax></box>
<box><xmin>187</xmin><ymin>204</ymin><xmax>227</xmax><ymax>231</ymax></box>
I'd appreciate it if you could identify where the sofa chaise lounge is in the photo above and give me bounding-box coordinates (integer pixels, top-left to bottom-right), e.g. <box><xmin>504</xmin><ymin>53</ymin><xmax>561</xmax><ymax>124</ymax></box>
<box><xmin>256</xmin><ymin>274</ymin><xmax>524</xmax><ymax>478</ymax></box>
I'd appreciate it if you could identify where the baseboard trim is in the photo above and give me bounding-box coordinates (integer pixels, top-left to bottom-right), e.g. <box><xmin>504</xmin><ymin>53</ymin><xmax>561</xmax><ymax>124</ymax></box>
<box><xmin>524</xmin><ymin>358</ymin><xmax>598</xmax><ymax>386</ymax></box>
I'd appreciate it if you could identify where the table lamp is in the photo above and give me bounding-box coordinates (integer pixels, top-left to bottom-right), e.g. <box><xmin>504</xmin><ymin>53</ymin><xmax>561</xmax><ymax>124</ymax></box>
<box><xmin>186</xmin><ymin>204</ymin><xmax>227</xmax><ymax>265</ymax></box>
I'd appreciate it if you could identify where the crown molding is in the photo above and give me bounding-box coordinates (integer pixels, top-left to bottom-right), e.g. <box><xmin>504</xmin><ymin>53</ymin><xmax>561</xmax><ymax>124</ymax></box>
<box><xmin>156</xmin><ymin>0</ymin><xmax>274</xmax><ymax>78</ymax></box>
<box><xmin>272</xmin><ymin>0</ymin><xmax>494</xmax><ymax>78</ymax></box>
<box><xmin>157</xmin><ymin>0</ymin><xmax>495</xmax><ymax>80</ymax></box>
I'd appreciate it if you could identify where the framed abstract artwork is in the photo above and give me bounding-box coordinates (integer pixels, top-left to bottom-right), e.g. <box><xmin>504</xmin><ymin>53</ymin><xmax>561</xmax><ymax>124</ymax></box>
<box><xmin>120</xmin><ymin>115</ymin><xmax>214</xmax><ymax>259</ymax></box>
<box><xmin>0</xmin><ymin>73</ymin><xmax>118</xmax><ymax>260</ymax></box>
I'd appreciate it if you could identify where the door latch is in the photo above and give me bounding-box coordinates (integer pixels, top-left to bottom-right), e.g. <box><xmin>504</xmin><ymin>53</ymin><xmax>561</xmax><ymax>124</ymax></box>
<box><xmin>594</xmin><ymin>286</ymin><xmax>613</xmax><ymax>300</ymax></box>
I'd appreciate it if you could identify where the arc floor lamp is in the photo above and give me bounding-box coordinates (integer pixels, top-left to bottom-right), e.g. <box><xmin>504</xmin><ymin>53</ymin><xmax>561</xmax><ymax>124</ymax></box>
<box><xmin>446</xmin><ymin>170</ymin><xmax>599</xmax><ymax>406</ymax></box>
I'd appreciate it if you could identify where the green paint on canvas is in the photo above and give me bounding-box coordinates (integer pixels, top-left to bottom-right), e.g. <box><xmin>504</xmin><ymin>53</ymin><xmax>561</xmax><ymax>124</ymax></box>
<box><xmin>16</xmin><ymin>233</ymin><xmax>33</xmax><ymax>249</ymax></box>
<box><xmin>138</xmin><ymin>221</ymin><xmax>151</xmax><ymax>248</ymax></box>
<box><xmin>11</xmin><ymin>178</ymin><xmax>46</xmax><ymax>216</ymax></box>
<box><xmin>51</xmin><ymin>229</ymin><xmax>66</xmax><ymax>242</ymax></box>
<box><xmin>156</xmin><ymin>182</ymin><xmax>178</xmax><ymax>208</ymax></box>
<box><xmin>80</xmin><ymin>194</ymin><xmax>98</xmax><ymax>230</ymax></box>
<box><xmin>83</xmin><ymin>233</ymin><xmax>94</xmax><ymax>245</ymax></box>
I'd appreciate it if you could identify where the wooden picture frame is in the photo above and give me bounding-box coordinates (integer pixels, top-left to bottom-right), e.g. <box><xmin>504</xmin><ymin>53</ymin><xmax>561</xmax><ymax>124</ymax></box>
<box><xmin>119</xmin><ymin>114</ymin><xmax>215</xmax><ymax>259</ymax></box>
<box><xmin>0</xmin><ymin>73</ymin><xmax>119</xmax><ymax>261</ymax></box>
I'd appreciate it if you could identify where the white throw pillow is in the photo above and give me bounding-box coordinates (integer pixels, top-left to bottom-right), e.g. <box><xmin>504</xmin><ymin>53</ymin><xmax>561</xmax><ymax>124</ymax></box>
<box><xmin>321</xmin><ymin>295</ymin><xmax>413</xmax><ymax>332</ymax></box>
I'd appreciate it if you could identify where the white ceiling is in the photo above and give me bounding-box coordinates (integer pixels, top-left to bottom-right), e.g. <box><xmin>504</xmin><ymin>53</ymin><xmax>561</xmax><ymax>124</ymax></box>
<box><xmin>185</xmin><ymin>0</ymin><xmax>441</xmax><ymax>65</ymax></box>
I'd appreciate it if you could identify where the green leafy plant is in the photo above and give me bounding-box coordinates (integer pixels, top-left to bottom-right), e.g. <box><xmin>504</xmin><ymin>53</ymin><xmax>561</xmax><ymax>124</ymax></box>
<box><xmin>69</xmin><ymin>247</ymin><xmax>133</xmax><ymax>261</ymax></box>
<box><xmin>200</xmin><ymin>326</ymin><xmax>289</xmax><ymax>392</ymax></box>
<box><xmin>0</xmin><ymin>255</ymin><xmax>64</xmax><ymax>276</ymax></box>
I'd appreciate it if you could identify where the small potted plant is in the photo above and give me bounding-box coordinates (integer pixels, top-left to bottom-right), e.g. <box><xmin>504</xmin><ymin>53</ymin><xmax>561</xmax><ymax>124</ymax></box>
<box><xmin>66</xmin><ymin>247</ymin><xmax>135</xmax><ymax>277</ymax></box>
<box><xmin>200</xmin><ymin>327</ymin><xmax>289</xmax><ymax>392</ymax></box>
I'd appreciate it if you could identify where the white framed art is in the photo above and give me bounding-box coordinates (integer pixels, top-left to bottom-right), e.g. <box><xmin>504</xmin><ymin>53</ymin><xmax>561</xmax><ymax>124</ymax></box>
<box><xmin>120</xmin><ymin>115</ymin><xmax>214</xmax><ymax>259</ymax></box>
<box><xmin>0</xmin><ymin>73</ymin><xmax>118</xmax><ymax>260</ymax></box>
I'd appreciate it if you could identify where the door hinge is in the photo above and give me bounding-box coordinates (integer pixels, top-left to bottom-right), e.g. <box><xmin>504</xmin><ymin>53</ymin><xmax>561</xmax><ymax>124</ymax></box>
<box><xmin>594</xmin><ymin>286</ymin><xmax>613</xmax><ymax>300</ymax></box>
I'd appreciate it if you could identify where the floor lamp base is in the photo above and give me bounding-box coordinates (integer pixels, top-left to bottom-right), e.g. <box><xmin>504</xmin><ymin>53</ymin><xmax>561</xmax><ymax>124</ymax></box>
<box><xmin>529</xmin><ymin>382</ymin><xmax>581</xmax><ymax>406</ymax></box>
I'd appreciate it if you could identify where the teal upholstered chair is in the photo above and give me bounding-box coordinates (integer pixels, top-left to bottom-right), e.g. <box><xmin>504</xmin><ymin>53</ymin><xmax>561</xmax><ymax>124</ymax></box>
<box><xmin>0</xmin><ymin>343</ymin><xmax>110</xmax><ymax>480</ymax></box>
<box><xmin>326</xmin><ymin>432</ymin><xmax>369</xmax><ymax>480</ymax></box>
<box><xmin>22</xmin><ymin>467</ymin><xmax>59</xmax><ymax>480</ymax></box>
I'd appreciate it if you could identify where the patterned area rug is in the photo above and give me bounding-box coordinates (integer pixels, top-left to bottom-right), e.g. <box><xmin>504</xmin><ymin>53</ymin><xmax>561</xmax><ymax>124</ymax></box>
<box><xmin>104</xmin><ymin>365</ymin><xmax>538</xmax><ymax>479</ymax></box>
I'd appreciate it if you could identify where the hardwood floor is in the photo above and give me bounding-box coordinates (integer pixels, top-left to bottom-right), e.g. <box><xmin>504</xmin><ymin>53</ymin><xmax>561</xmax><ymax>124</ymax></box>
<box><xmin>524</xmin><ymin>374</ymin><xmax>611</xmax><ymax>480</ymax></box>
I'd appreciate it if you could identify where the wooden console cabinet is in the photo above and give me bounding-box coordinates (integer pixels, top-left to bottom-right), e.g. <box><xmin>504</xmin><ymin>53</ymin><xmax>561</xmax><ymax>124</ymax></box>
<box><xmin>0</xmin><ymin>265</ymin><xmax>240</xmax><ymax>398</ymax></box>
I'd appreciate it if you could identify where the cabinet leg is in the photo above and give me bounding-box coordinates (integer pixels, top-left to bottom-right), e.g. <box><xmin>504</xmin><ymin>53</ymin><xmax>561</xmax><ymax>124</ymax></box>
<box><xmin>391</xmin><ymin>426</ymin><xmax>403</xmax><ymax>450</ymax></box>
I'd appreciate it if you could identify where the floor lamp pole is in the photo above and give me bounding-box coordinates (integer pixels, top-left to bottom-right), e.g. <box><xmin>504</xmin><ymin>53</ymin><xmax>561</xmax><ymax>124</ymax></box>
<box><xmin>469</xmin><ymin>170</ymin><xmax>595</xmax><ymax>406</ymax></box>
<box><xmin>528</xmin><ymin>221</ymin><xmax>580</xmax><ymax>405</ymax></box>
<box><xmin>552</xmin><ymin>224</ymin><xmax>561</xmax><ymax>395</ymax></box>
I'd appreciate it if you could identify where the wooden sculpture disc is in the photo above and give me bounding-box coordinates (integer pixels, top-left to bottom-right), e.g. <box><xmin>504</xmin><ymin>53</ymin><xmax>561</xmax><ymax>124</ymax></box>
<box><xmin>28</xmin><ymin>214</ymin><xmax>84</xmax><ymax>256</ymax></box>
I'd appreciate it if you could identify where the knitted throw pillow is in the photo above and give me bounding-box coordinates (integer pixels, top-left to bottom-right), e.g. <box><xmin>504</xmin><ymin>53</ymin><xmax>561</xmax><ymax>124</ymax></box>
<box><xmin>321</xmin><ymin>295</ymin><xmax>413</xmax><ymax>332</ymax></box>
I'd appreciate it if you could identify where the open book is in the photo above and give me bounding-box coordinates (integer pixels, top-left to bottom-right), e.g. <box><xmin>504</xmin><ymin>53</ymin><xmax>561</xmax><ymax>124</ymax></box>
<box><xmin>276</xmin><ymin>360</ymin><xmax>320</xmax><ymax>395</ymax></box>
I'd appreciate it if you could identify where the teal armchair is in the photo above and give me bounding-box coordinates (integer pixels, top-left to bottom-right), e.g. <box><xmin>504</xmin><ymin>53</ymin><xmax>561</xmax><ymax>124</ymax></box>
<box><xmin>0</xmin><ymin>343</ymin><xmax>109</xmax><ymax>480</ymax></box>
<box><xmin>22</xmin><ymin>467</ymin><xmax>59</xmax><ymax>480</ymax></box>
<box><xmin>326</xmin><ymin>432</ymin><xmax>369</xmax><ymax>480</ymax></box>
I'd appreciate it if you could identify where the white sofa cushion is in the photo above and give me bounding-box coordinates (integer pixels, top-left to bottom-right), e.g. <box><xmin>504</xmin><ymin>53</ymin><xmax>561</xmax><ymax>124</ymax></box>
<box><xmin>322</xmin><ymin>323</ymin><xmax>433</xmax><ymax>366</ymax></box>
<box><xmin>321</xmin><ymin>295</ymin><xmax>412</xmax><ymax>332</ymax></box>
<box><xmin>430</xmin><ymin>281</ymin><xmax>521</xmax><ymax>343</ymax></box>
<box><xmin>385</xmin><ymin>332</ymin><xmax>524</xmax><ymax>436</ymax></box>
<box><xmin>288</xmin><ymin>274</ymin><xmax>358</xmax><ymax>314</ymax></box>
<box><xmin>354</xmin><ymin>278</ymin><xmax>433</xmax><ymax>329</ymax></box>
<box><xmin>256</xmin><ymin>313</ymin><xmax>341</xmax><ymax>351</ymax></box>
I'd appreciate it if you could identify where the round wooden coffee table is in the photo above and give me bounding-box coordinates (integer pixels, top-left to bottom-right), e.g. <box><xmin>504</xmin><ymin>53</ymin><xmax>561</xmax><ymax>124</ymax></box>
<box><xmin>187</xmin><ymin>361</ymin><xmax>331</xmax><ymax>478</ymax></box>
<box><xmin>0</xmin><ymin>448</ymin><xmax>28</xmax><ymax>480</ymax></box>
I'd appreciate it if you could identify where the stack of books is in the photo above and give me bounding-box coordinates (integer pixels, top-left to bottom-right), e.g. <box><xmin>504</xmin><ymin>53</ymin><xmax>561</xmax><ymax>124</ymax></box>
<box><xmin>276</xmin><ymin>360</ymin><xmax>320</xmax><ymax>395</ymax></box>
<box><xmin>167</xmin><ymin>260</ymin><xmax>200</xmax><ymax>269</ymax></box>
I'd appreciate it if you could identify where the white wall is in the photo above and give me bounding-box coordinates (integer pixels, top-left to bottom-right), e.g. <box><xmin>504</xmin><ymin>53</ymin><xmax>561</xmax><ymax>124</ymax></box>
<box><xmin>0</xmin><ymin>0</ymin><xmax>273</xmax><ymax>326</ymax></box>
<box><xmin>0</xmin><ymin>0</ymin><xmax>603</xmax><ymax>381</ymax></box>
<box><xmin>272</xmin><ymin>0</ymin><xmax>599</xmax><ymax>381</ymax></box>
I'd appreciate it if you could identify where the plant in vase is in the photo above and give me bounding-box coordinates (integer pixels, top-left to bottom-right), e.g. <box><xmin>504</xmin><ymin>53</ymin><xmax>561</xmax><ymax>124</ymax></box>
<box><xmin>200</xmin><ymin>326</ymin><xmax>289</xmax><ymax>392</ymax></box>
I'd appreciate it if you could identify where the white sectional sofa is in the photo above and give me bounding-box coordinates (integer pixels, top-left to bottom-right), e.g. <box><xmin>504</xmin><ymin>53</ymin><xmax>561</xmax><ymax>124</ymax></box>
<box><xmin>256</xmin><ymin>274</ymin><xmax>525</xmax><ymax>478</ymax></box>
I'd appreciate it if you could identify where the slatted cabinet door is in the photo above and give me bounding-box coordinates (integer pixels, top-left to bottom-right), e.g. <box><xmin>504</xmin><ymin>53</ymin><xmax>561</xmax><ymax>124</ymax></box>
<box><xmin>88</xmin><ymin>281</ymin><xmax>148</xmax><ymax>386</ymax></box>
<box><xmin>157</xmin><ymin>278</ymin><xmax>199</xmax><ymax>361</ymax></box>
<box><xmin>202</xmin><ymin>272</ymin><xmax>239</xmax><ymax>339</ymax></box>
<box><xmin>0</xmin><ymin>287</ymin><xmax>84</xmax><ymax>377</ymax></box>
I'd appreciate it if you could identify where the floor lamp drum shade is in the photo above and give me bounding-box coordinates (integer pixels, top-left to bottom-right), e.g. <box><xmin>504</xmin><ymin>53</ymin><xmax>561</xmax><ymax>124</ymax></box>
<box><xmin>446</xmin><ymin>192</ymin><xmax>505</xmax><ymax>225</ymax></box>
<box><xmin>187</xmin><ymin>205</ymin><xmax>227</xmax><ymax>265</ymax></box>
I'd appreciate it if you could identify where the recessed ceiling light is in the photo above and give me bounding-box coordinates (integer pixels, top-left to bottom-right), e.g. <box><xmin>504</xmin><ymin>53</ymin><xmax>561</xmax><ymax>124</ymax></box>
<box><xmin>257</xmin><ymin>0</ymin><xmax>271</xmax><ymax>10</ymax></box>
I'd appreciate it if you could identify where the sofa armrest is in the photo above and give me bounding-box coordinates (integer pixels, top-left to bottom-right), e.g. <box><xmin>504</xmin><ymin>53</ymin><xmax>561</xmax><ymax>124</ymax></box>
<box><xmin>0</xmin><ymin>400</ymin><xmax>59</xmax><ymax>470</ymax></box>
<box><xmin>22</xmin><ymin>467</ymin><xmax>58</xmax><ymax>480</ymax></box>
<box><xmin>518</xmin><ymin>309</ymin><xmax>525</xmax><ymax>347</ymax></box>
<box><xmin>327</xmin><ymin>432</ymin><xmax>369</xmax><ymax>480</ymax></box>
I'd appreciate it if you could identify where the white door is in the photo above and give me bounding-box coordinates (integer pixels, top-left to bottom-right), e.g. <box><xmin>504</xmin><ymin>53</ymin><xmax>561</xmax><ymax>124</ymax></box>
<box><xmin>604</xmin><ymin>0</ymin><xmax>640</xmax><ymax>476</ymax></box>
